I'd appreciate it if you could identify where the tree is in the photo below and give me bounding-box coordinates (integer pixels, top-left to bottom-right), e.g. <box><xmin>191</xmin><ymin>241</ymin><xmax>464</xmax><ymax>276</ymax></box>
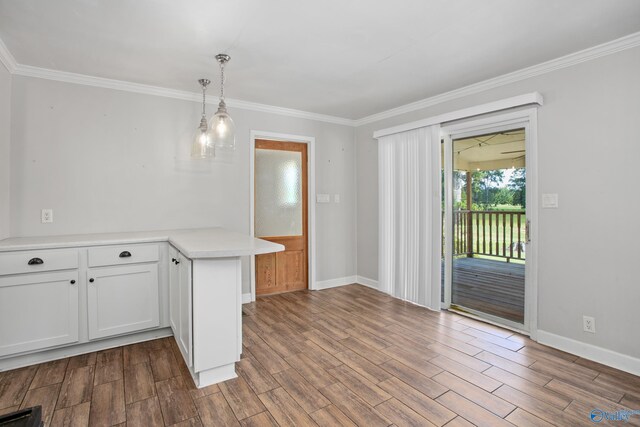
<box><xmin>508</xmin><ymin>168</ymin><xmax>526</xmax><ymax>208</ymax></box>
<box><xmin>493</xmin><ymin>187</ymin><xmax>514</xmax><ymax>206</ymax></box>
<box><xmin>470</xmin><ymin>170</ymin><xmax>504</xmax><ymax>209</ymax></box>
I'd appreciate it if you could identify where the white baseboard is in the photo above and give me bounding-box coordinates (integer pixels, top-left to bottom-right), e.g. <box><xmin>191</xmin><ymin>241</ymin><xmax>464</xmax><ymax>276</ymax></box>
<box><xmin>242</xmin><ymin>293</ymin><xmax>252</xmax><ymax>304</ymax></box>
<box><xmin>0</xmin><ymin>328</ymin><xmax>173</xmax><ymax>372</ymax></box>
<box><xmin>356</xmin><ymin>275</ymin><xmax>379</xmax><ymax>290</ymax></box>
<box><xmin>315</xmin><ymin>275</ymin><xmax>358</xmax><ymax>290</ymax></box>
<box><xmin>537</xmin><ymin>330</ymin><xmax>640</xmax><ymax>377</ymax></box>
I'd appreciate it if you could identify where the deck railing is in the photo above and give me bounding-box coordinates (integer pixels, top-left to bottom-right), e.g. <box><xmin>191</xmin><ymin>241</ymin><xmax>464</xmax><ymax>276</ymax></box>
<box><xmin>451</xmin><ymin>210</ymin><xmax>526</xmax><ymax>261</ymax></box>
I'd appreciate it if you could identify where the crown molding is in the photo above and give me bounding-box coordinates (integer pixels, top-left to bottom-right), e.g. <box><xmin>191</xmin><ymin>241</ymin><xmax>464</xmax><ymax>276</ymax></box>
<box><xmin>0</xmin><ymin>38</ymin><xmax>17</xmax><ymax>73</ymax></box>
<box><xmin>11</xmin><ymin>63</ymin><xmax>356</xmax><ymax>126</ymax></box>
<box><xmin>2</xmin><ymin>31</ymin><xmax>640</xmax><ymax>127</ymax></box>
<box><xmin>355</xmin><ymin>31</ymin><xmax>640</xmax><ymax>126</ymax></box>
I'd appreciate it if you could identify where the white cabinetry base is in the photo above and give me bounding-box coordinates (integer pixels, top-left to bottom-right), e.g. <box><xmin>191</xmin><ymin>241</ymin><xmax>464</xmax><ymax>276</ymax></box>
<box><xmin>191</xmin><ymin>363</ymin><xmax>237</xmax><ymax>388</ymax></box>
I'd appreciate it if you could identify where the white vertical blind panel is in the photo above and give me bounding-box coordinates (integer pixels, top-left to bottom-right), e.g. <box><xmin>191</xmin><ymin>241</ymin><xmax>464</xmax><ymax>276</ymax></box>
<box><xmin>378</xmin><ymin>126</ymin><xmax>441</xmax><ymax>309</ymax></box>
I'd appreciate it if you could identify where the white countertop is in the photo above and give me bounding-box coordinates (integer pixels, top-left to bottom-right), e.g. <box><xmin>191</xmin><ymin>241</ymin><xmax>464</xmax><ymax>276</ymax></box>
<box><xmin>0</xmin><ymin>227</ymin><xmax>284</xmax><ymax>259</ymax></box>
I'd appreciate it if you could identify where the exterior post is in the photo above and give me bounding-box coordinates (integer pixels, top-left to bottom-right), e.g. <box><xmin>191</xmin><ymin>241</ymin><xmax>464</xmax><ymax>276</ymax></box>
<box><xmin>466</xmin><ymin>171</ymin><xmax>473</xmax><ymax>257</ymax></box>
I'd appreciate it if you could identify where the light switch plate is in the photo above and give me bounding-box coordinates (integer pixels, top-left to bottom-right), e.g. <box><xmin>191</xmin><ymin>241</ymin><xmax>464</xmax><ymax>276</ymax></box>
<box><xmin>334</xmin><ymin>194</ymin><xmax>340</xmax><ymax>203</ymax></box>
<box><xmin>316</xmin><ymin>194</ymin><xmax>330</xmax><ymax>203</ymax></box>
<box><xmin>542</xmin><ymin>193</ymin><xmax>558</xmax><ymax>208</ymax></box>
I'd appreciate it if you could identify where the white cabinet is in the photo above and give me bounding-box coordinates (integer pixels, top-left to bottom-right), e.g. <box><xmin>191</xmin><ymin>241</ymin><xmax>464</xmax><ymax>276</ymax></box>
<box><xmin>169</xmin><ymin>246</ymin><xmax>192</xmax><ymax>368</ymax></box>
<box><xmin>0</xmin><ymin>270</ymin><xmax>79</xmax><ymax>357</ymax></box>
<box><xmin>87</xmin><ymin>263</ymin><xmax>160</xmax><ymax>340</ymax></box>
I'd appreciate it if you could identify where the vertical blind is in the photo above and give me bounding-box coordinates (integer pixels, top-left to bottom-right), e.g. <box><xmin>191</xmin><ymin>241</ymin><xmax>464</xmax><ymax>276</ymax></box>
<box><xmin>378</xmin><ymin>125</ymin><xmax>441</xmax><ymax>310</ymax></box>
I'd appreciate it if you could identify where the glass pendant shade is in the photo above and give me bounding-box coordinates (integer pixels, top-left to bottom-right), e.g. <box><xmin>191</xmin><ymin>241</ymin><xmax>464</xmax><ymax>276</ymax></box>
<box><xmin>191</xmin><ymin>117</ymin><xmax>214</xmax><ymax>158</ymax></box>
<box><xmin>207</xmin><ymin>100</ymin><xmax>236</xmax><ymax>151</ymax></box>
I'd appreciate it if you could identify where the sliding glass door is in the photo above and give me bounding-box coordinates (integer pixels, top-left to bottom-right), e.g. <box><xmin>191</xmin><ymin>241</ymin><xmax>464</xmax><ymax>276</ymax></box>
<box><xmin>442</xmin><ymin>112</ymin><xmax>535</xmax><ymax>332</ymax></box>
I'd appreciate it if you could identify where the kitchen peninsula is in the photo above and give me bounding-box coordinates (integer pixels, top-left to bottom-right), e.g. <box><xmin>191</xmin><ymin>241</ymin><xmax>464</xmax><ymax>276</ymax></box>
<box><xmin>0</xmin><ymin>228</ymin><xmax>284</xmax><ymax>388</ymax></box>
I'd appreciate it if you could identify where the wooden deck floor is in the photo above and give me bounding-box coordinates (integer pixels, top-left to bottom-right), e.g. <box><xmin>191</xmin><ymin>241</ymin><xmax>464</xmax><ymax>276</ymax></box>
<box><xmin>443</xmin><ymin>257</ymin><xmax>525</xmax><ymax>323</ymax></box>
<box><xmin>2</xmin><ymin>284</ymin><xmax>639</xmax><ymax>426</ymax></box>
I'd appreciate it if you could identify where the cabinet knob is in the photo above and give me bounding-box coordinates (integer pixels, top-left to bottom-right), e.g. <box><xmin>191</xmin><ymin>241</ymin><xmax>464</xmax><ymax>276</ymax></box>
<box><xmin>70</xmin><ymin>280</ymin><xmax>76</xmax><ymax>284</ymax></box>
<box><xmin>119</xmin><ymin>251</ymin><xmax>132</xmax><ymax>258</ymax></box>
<box><xmin>28</xmin><ymin>257</ymin><xmax>44</xmax><ymax>265</ymax></box>
<box><xmin>89</xmin><ymin>278</ymin><xmax>95</xmax><ymax>283</ymax></box>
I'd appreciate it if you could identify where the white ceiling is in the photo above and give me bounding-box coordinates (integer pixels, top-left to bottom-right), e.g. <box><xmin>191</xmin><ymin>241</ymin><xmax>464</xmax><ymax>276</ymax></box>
<box><xmin>1</xmin><ymin>0</ymin><xmax>640</xmax><ymax>119</ymax></box>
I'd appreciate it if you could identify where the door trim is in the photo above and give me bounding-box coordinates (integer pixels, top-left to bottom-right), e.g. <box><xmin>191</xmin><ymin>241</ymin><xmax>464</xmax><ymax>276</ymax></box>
<box><xmin>249</xmin><ymin>130</ymin><xmax>316</xmax><ymax>301</ymax></box>
<box><xmin>440</xmin><ymin>108</ymin><xmax>539</xmax><ymax>338</ymax></box>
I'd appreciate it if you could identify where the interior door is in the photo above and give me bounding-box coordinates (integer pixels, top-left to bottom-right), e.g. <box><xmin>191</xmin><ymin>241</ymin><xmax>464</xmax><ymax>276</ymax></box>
<box><xmin>254</xmin><ymin>139</ymin><xmax>308</xmax><ymax>295</ymax></box>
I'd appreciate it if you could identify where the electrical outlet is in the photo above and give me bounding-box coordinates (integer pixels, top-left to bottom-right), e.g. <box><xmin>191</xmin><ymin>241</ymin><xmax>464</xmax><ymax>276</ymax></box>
<box><xmin>41</xmin><ymin>209</ymin><xmax>53</xmax><ymax>224</ymax></box>
<box><xmin>583</xmin><ymin>315</ymin><xmax>596</xmax><ymax>333</ymax></box>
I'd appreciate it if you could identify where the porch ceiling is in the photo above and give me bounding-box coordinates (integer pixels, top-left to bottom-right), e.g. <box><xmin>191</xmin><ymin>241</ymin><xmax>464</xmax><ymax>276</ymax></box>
<box><xmin>452</xmin><ymin>129</ymin><xmax>525</xmax><ymax>172</ymax></box>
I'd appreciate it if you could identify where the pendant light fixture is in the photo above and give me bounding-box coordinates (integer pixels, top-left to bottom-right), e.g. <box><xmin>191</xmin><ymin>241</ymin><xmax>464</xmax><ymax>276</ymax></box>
<box><xmin>191</xmin><ymin>78</ymin><xmax>214</xmax><ymax>158</ymax></box>
<box><xmin>207</xmin><ymin>53</ymin><xmax>235</xmax><ymax>151</ymax></box>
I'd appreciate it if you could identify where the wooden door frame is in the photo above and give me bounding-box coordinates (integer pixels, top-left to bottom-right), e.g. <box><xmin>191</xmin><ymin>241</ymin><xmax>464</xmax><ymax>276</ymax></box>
<box><xmin>249</xmin><ymin>130</ymin><xmax>316</xmax><ymax>302</ymax></box>
<box><xmin>440</xmin><ymin>108</ymin><xmax>539</xmax><ymax>338</ymax></box>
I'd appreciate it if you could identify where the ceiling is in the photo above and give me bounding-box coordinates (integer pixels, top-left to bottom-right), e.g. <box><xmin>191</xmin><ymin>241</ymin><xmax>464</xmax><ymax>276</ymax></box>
<box><xmin>1</xmin><ymin>1</ymin><xmax>639</xmax><ymax>120</ymax></box>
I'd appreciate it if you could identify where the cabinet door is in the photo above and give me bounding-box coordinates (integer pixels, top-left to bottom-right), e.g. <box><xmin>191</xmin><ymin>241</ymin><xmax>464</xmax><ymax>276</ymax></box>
<box><xmin>0</xmin><ymin>271</ymin><xmax>79</xmax><ymax>356</ymax></box>
<box><xmin>169</xmin><ymin>246</ymin><xmax>179</xmax><ymax>334</ymax></box>
<box><xmin>87</xmin><ymin>263</ymin><xmax>159</xmax><ymax>340</ymax></box>
<box><xmin>176</xmin><ymin>253</ymin><xmax>193</xmax><ymax>367</ymax></box>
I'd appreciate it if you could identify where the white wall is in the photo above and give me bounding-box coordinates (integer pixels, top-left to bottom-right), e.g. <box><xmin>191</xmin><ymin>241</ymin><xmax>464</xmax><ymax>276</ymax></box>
<box><xmin>9</xmin><ymin>76</ymin><xmax>357</xmax><ymax>290</ymax></box>
<box><xmin>356</xmin><ymin>46</ymin><xmax>640</xmax><ymax>359</ymax></box>
<box><xmin>0</xmin><ymin>64</ymin><xmax>10</xmax><ymax>240</ymax></box>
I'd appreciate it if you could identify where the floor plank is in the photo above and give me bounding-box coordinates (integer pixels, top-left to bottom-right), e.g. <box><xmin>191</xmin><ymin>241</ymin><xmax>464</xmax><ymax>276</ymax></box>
<box><xmin>156</xmin><ymin>375</ymin><xmax>198</xmax><ymax>425</ymax></box>
<box><xmin>90</xmin><ymin>379</ymin><xmax>126</xmax><ymax>426</ymax></box>
<box><xmin>378</xmin><ymin>377</ymin><xmax>456</xmax><ymax>426</ymax></box>
<box><xmin>126</xmin><ymin>396</ymin><xmax>164</xmax><ymax>427</ymax></box>
<box><xmin>273</xmin><ymin>368</ymin><xmax>330</xmax><ymax>413</ymax></box>
<box><xmin>56</xmin><ymin>365</ymin><xmax>95</xmax><ymax>410</ymax></box>
<box><xmin>219</xmin><ymin>376</ymin><xmax>266</xmax><ymax>420</ymax></box>
<box><xmin>320</xmin><ymin>382</ymin><xmax>390</xmax><ymax>427</ymax></box>
<box><xmin>19</xmin><ymin>383</ymin><xmax>61</xmax><ymax>425</ymax></box>
<box><xmin>30</xmin><ymin>359</ymin><xmax>68</xmax><ymax>390</ymax></box>
<box><xmin>50</xmin><ymin>401</ymin><xmax>91</xmax><ymax>427</ymax></box>
<box><xmin>195</xmin><ymin>392</ymin><xmax>240</xmax><ymax>427</ymax></box>
<box><xmin>310</xmin><ymin>405</ymin><xmax>357</xmax><ymax>427</ymax></box>
<box><xmin>124</xmin><ymin>362</ymin><xmax>155</xmax><ymax>405</ymax></box>
<box><xmin>0</xmin><ymin>365</ymin><xmax>38</xmax><ymax>409</ymax></box>
<box><xmin>375</xmin><ymin>398</ymin><xmax>437</xmax><ymax>427</ymax></box>
<box><xmin>258</xmin><ymin>387</ymin><xmax>319</xmax><ymax>427</ymax></box>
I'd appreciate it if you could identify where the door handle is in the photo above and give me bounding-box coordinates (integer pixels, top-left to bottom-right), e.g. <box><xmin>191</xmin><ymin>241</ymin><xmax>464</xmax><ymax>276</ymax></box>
<box><xmin>28</xmin><ymin>257</ymin><xmax>44</xmax><ymax>265</ymax></box>
<box><xmin>526</xmin><ymin>220</ymin><xmax>531</xmax><ymax>243</ymax></box>
<box><xmin>119</xmin><ymin>251</ymin><xmax>132</xmax><ymax>258</ymax></box>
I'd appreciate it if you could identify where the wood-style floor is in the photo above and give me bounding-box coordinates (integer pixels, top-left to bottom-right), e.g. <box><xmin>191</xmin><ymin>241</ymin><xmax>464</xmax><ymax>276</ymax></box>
<box><xmin>1</xmin><ymin>284</ymin><xmax>639</xmax><ymax>426</ymax></box>
<box><xmin>445</xmin><ymin>257</ymin><xmax>525</xmax><ymax>324</ymax></box>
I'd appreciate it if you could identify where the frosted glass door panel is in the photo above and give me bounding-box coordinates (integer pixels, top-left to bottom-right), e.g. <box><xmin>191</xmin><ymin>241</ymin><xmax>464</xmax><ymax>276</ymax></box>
<box><xmin>255</xmin><ymin>149</ymin><xmax>303</xmax><ymax>237</ymax></box>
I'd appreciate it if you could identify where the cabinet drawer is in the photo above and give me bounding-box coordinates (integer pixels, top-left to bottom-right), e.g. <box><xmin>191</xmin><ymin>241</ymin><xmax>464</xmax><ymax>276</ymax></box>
<box><xmin>88</xmin><ymin>244</ymin><xmax>159</xmax><ymax>267</ymax></box>
<box><xmin>0</xmin><ymin>249</ymin><xmax>79</xmax><ymax>276</ymax></box>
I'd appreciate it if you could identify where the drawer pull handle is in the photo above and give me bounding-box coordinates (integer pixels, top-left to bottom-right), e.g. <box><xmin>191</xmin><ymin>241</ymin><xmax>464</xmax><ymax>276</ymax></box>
<box><xmin>70</xmin><ymin>280</ymin><xmax>76</xmax><ymax>285</ymax></box>
<box><xmin>89</xmin><ymin>278</ymin><xmax>95</xmax><ymax>283</ymax></box>
<box><xmin>119</xmin><ymin>251</ymin><xmax>132</xmax><ymax>258</ymax></box>
<box><xmin>28</xmin><ymin>257</ymin><xmax>44</xmax><ymax>265</ymax></box>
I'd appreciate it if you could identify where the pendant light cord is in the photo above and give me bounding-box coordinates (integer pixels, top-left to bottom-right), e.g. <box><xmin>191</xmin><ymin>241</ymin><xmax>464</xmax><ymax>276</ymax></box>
<box><xmin>201</xmin><ymin>85</ymin><xmax>207</xmax><ymax>118</ymax></box>
<box><xmin>220</xmin><ymin>61</ymin><xmax>225</xmax><ymax>101</ymax></box>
